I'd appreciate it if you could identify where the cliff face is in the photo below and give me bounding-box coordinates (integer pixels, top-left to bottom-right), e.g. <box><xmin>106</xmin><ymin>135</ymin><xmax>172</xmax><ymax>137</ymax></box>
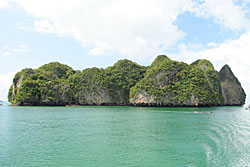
<box><xmin>8</xmin><ymin>60</ymin><xmax>146</xmax><ymax>106</ymax></box>
<box><xmin>8</xmin><ymin>63</ymin><xmax>75</xmax><ymax>106</ymax></box>
<box><xmin>69</xmin><ymin>59</ymin><xmax>146</xmax><ymax>105</ymax></box>
<box><xmin>219</xmin><ymin>65</ymin><xmax>246</xmax><ymax>105</ymax></box>
<box><xmin>130</xmin><ymin>56</ymin><xmax>219</xmax><ymax>106</ymax></box>
<box><xmin>191</xmin><ymin>59</ymin><xmax>224</xmax><ymax>105</ymax></box>
<box><xmin>8</xmin><ymin>56</ymin><xmax>246</xmax><ymax>106</ymax></box>
<box><xmin>69</xmin><ymin>68</ymin><xmax>113</xmax><ymax>105</ymax></box>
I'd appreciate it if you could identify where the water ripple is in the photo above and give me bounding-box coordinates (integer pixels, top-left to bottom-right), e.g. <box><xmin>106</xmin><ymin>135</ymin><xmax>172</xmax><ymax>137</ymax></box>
<box><xmin>1</xmin><ymin>106</ymin><xmax>250</xmax><ymax>166</ymax></box>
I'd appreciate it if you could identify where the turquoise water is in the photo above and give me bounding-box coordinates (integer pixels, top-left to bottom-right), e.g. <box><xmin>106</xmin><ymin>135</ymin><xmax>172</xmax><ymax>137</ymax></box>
<box><xmin>0</xmin><ymin>106</ymin><xmax>250</xmax><ymax>167</ymax></box>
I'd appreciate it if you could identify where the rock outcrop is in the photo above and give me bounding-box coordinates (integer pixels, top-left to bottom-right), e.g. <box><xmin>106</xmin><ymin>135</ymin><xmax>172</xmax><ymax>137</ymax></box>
<box><xmin>69</xmin><ymin>59</ymin><xmax>146</xmax><ymax>105</ymax></box>
<box><xmin>8</xmin><ymin>55</ymin><xmax>246</xmax><ymax>106</ymax></box>
<box><xmin>8</xmin><ymin>63</ymin><xmax>75</xmax><ymax>106</ymax></box>
<box><xmin>8</xmin><ymin>60</ymin><xmax>146</xmax><ymax>106</ymax></box>
<box><xmin>130</xmin><ymin>56</ymin><xmax>219</xmax><ymax>106</ymax></box>
<box><xmin>191</xmin><ymin>59</ymin><xmax>224</xmax><ymax>105</ymax></box>
<box><xmin>219</xmin><ymin>65</ymin><xmax>246</xmax><ymax>106</ymax></box>
<box><xmin>130</xmin><ymin>56</ymin><xmax>245</xmax><ymax>106</ymax></box>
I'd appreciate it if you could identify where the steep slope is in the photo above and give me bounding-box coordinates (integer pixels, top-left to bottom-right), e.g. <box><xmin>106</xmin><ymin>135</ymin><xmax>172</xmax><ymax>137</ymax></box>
<box><xmin>104</xmin><ymin>59</ymin><xmax>147</xmax><ymax>104</ymax></box>
<box><xmin>8</xmin><ymin>56</ymin><xmax>246</xmax><ymax>106</ymax></box>
<box><xmin>69</xmin><ymin>59</ymin><xmax>146</xmax><ymax>105</ymax></box>
<box><xmin>219</xmin><ymin>65</ymin><xmax>246</xmax><ymax>105</ymax></box>
<box><xmin>191</xmin><ymin>59</ymin><xmax>224</xmax><ymax>105</ymax></box>
<box><xmin>8</xmin><ymin>62</ymin><xmax>75</xmax><ymax>105</ymax></box>
<box><xmin>69</xmin><ymin>67</ymin><xmax>113</xmax><ymax>105</ymax></box>
<box><xmin>130</xmin><ymin>55</ymin><xmax>220</xmax><ymax>106</ymax></box>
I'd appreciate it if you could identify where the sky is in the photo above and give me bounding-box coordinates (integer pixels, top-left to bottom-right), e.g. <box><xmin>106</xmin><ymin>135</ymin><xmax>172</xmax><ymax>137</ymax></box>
<box><xmin>0</xmin><ymin>0</ymin><xmax>250</xmax><ymax>103</ymax></box>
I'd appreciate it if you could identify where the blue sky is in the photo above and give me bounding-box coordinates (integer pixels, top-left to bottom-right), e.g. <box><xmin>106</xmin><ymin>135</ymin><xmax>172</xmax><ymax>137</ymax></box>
<box><xmin>0</xmin><ymin>0</ymin><xmax>250</xmax><ymax>103</ymax></box>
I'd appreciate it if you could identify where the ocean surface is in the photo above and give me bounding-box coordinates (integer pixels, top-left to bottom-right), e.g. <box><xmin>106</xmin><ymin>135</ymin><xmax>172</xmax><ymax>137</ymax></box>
<box><xmin>0</xmin><ymin>105</ymin><xmax>250</xmax><ymax>167</ymax></box>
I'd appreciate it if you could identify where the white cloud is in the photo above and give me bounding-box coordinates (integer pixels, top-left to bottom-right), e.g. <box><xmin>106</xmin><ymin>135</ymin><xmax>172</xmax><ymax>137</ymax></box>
<box><xmin>1</xmin><ymin>45</ymin><xmax>9</xmax><ymax>49</ymax></box>
<box><xmin>2</xmin><ymin>0</ymin><xmax>249</xmax><ymax>60</ymax></box>
<box><xmin>1</xmin><ymin>0</ymin><xmax>250</xmax><ymax>103</ymax></box>
<box><xmin>0</xmin><ymin>71</ymin><xmax>16</xmax><ymax>101</ymax></box>
<box><xmin>2</xmin><ymin>0</ymin><xmax>247</xmax><ymax>61</ymax></box>
<box><xmin>1</xmin><ymin>44</ymin><xmax>29</xmax><ymax>58</ymax></box>
<box><xmin>15</xmin><ymin>22</ymin><xmax>32</xmax><ymax>31</ymax></box>
<box><xmin>6</xmin><ymin>0</ymin><xmax>248</xmax><ymax>62</ymax></box>
<box><xmin>194</xmin><ymin>0</ymin><xmax>250</xmax><ymax>30</ymax></box>
<box><xmin>12</xmin><ymin>44</ymin><xmax>28</xmax><ymax>52</ymax></box>
<box><xmin>170</xmin><ymin>31</ymin><xmax>250</xmax><ymax>103</ymax></box>
<box><xmin>207</xmin><ymin>42</ymin><xmax>218</xmax><ymax>47</ymax></box>
<box><xmin>2</xmin><ymin>51</ymin><xmax>11</xmax><ymax>58</ymax></box>
<box><xmin>0</xmin><ymin>0</ymin><xmax>9</xmax><ymax>8</ymax></box>
<box><xmin>34</xmin><ymin>20</ymin><xmax>55</xmax><ymax>33</ymax></box>
<box><xmin>8</xmin><ymin>0</ymin><xmax>196</xmax><ymax>61</ymax></box>
<box><xmin>88</xmin><ymin>47</ymin><xmax>109</xmax><ymax>56</ymax></box>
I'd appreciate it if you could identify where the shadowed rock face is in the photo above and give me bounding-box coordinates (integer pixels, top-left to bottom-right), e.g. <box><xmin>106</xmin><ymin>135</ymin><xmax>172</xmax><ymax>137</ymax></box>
<box><xmin>219</xmin><ymin>65</ymin><xmax>246</xmax><ymax>106</ymax></box>
<box><xmin>8</xmin><ymin>56</ymin><xmax>246</xmax><ymax>107</ymax></box>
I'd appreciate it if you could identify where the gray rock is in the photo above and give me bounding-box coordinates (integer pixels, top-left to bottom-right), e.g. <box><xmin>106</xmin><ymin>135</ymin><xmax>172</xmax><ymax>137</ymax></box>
<box><xmin>219</xmin><ymin>65</ymin><xmax>246</xmax><ymax>106</ymax></box>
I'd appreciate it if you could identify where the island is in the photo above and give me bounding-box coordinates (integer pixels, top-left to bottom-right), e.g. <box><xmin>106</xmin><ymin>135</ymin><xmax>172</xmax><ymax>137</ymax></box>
<box><xmin>8</xmin><ymin>55</ymin><xmax>246</xmax><ymax>107</ymax></box>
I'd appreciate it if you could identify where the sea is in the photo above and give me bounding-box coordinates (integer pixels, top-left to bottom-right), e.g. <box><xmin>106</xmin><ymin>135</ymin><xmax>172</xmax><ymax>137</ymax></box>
<box><xmin>0</xmin><ymin>105</ymin><xmax>250</xmax><ymax>167</ymax></box>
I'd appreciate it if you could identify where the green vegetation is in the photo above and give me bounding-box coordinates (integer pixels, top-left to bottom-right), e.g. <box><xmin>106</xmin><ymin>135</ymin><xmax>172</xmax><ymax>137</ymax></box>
<box><xmin>8</xmin><ymin>56</ymin><xmax>245</xmax><ymax>106</ymax></box>
<box><xmin>69</xmin><ymin>59</ymin><xmax>146</xmax><ymax>105</ymax></box>
<box><xmin>8</xmin><ymin>62</ymin><xmax>74</xmax><ymax>105</ymax></box>
<box><xmin>39</xmin><ymin>62</ymin><xmax>75</xmax><ymax>79</ymax></box>
<box><xmin>104</xmin><ymin>59</ymin><xmax>146</xmax><ymax>103</ymax></box>
<box><xmin>9</xmin><ymin>60</ymin><xmax>146</xmax><ymax>105</ymax></box>
<box><xmin>191</xmin><ymin>59</ymin><xmax>224</xmax><ymax>105</ymax></box>
<box><xmin>130</xmin><ymin>55</ymin><xmax>218</xmax><ymax>105</ymax></box>
<box><xmin>69</xmin><ymin>67</ymin><xmax>108</xmax><ymax>104</ymax></box>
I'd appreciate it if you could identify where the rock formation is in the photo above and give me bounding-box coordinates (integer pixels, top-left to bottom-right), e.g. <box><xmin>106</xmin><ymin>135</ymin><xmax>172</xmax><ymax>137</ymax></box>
<box><xmin>8</xmin><ymin>63</ymin><xmax>75</xmax><ymax>106</ymax></box>
<box><xmin>69</xmin><ymin>59</ymin><xmax>146</xmax><ymax>105</ymax></box>
<box><xmin>219</xmin><ymin>65</ymin><xmax>246</xmax><ymax>106</ymax></box>
<box><xmin>8</xmin><ymin>55</ymin><xmax>246</xmax><ymax>106</ymax></box>
<box><xmin>130</xmin><ymin>56</ymin><xmax>219</xmax><ymax>106</ymax></box>
<box><xmin>8</xmin><ymin>60</ymin><xmax>146</xmax><ymax>106</ymax></box>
